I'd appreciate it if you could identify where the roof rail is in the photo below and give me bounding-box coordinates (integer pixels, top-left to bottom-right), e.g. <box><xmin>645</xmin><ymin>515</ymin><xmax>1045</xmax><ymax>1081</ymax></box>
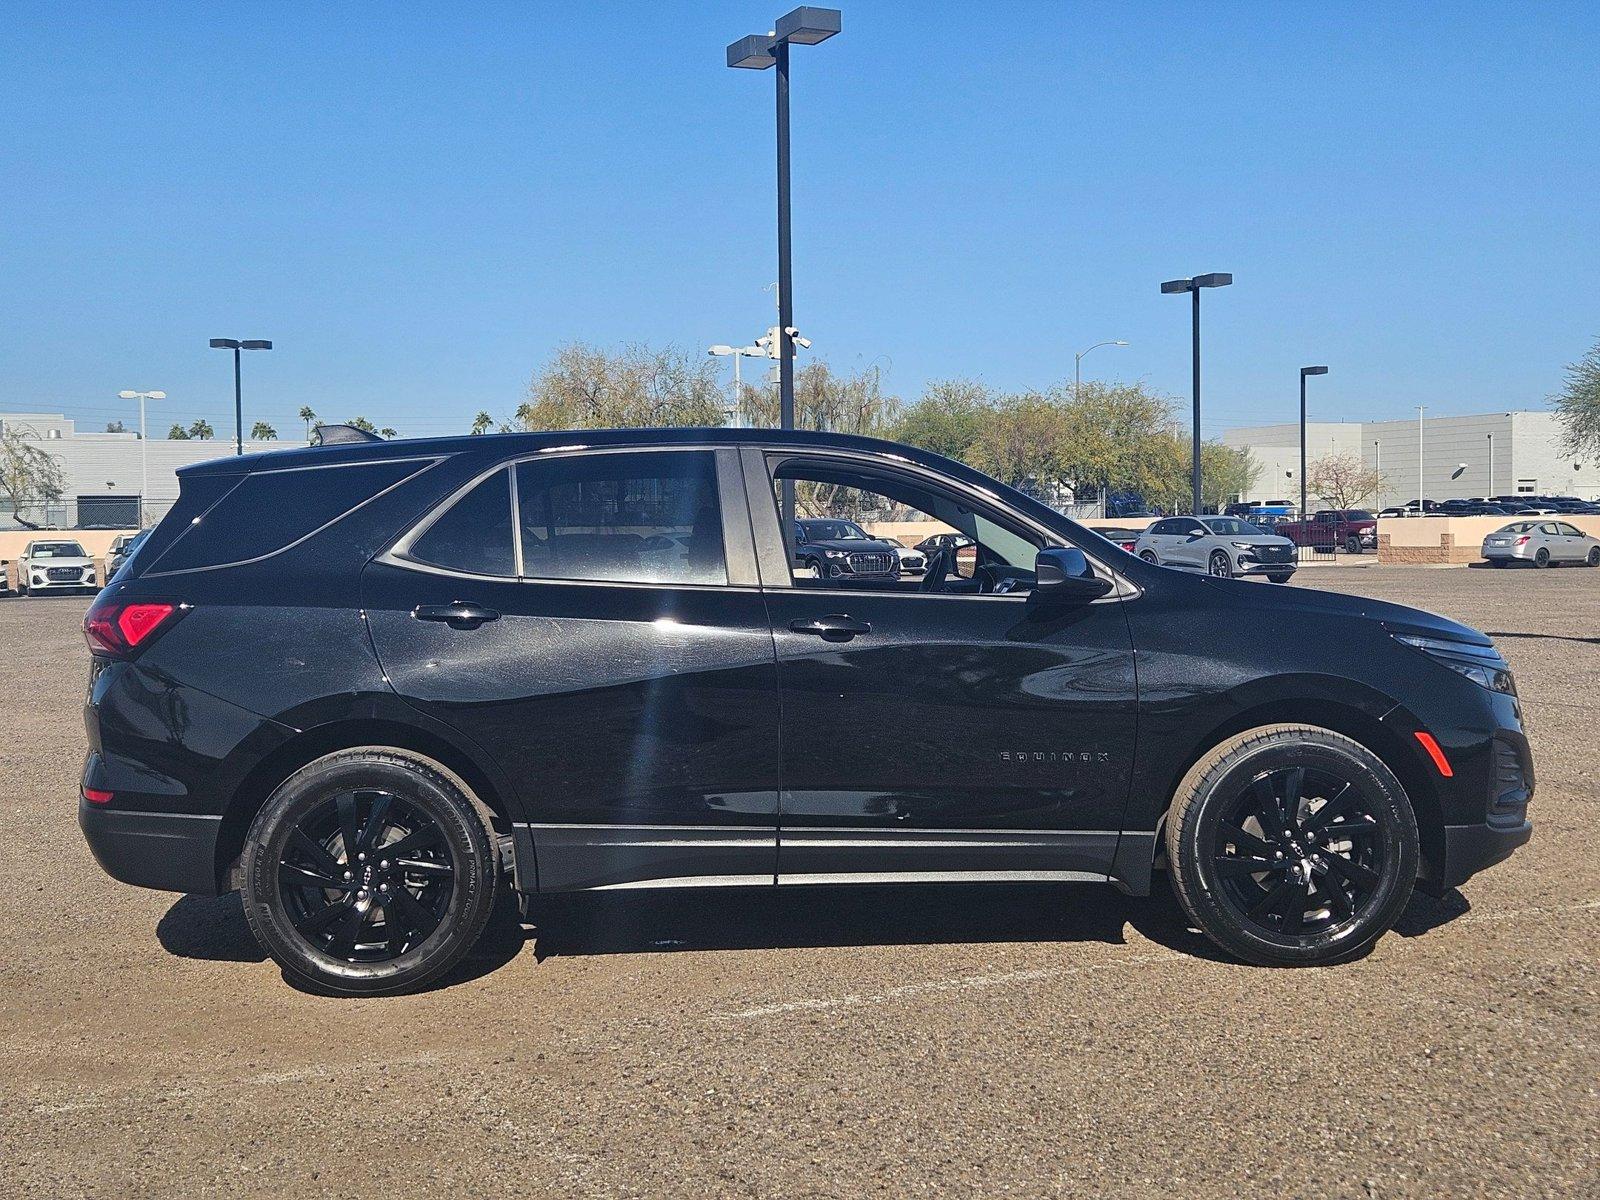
<box><xmin>311</xmin><ymin>423</ymin><xmax>386</xmax><ymax>446</ymax></box>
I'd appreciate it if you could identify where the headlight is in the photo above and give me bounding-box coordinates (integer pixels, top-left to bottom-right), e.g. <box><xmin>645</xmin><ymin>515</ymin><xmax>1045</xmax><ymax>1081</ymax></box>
<box><xmin>824</xmin><ymin>549</ymin><xmax>847</xmax><ymax>558</ymax></box>
<box><xmin>1392</xmin><ymin>633</ymin><xmax>1516</xmax><ymax>695</ymax></box>
<box><xmin>1231</xmin><ymin>541</ymin><xmax>1256</xmax><ymax>550</ymax></box>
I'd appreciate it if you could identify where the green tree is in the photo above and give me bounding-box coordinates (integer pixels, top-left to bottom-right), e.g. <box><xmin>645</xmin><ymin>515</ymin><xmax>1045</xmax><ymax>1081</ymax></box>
<box><xmin>0</xmin><ymin>427</ymin><xmax>66</xmax><ymax>528</ymax></box>
<box><xmin>1554</xmin><ymin>336</ymin><xmax>1600</xmax><ymax>461</ymax></box>
<box><xmin>187</xmin><ymin>418</ymin><xmax>214</xmax><ymax>440</ymax></box>
<box><xmin>741</xmin><ymin>360</ymin><xmax>901</xmax><ymax>437</ymax></box>
<box><xmin>894</xmin><ymin>379</ymin><xmax>993</xmax><ymax>462</ymax></box>
<box><xmin>470</xmin><ymin>411</ymin><xmax>494</xmax><ymax>435</ymax></box>
<box><xmin>347</xmin><ymin>416</ymin><xmax>378</xmax><ymax>433</ymax></box>
<box><xmin>250</xmin><ymin>420</ymin><xmax>277</xmax><ymax>440</ymax></box>
<box><xmin>965</xmin><ymin>393</ymin><xmax>1069</xmax><ymax>490</ymax></box>
<box><xmin>105</xmin><ymin>419</ymin><xmax>126</xmax><ymax>433</ymax></box>
<box><xmin>168</xmin><ymin>424</ymin><xmax>191</xmax><ymax>440</ymax></box>
<box><xmin>379</xmin><ymin>427</ymin><xmax>398</xmax><ymax>439</ymax></box>
<box><xmin>515</xmin><ymin>342</ymin><xmax>727</xmax><ymax>430</ymax></box>
<box><xmin>298</xmin><ymin>406</ymin><xmax>317</xmax><ymax>438</ymax></box>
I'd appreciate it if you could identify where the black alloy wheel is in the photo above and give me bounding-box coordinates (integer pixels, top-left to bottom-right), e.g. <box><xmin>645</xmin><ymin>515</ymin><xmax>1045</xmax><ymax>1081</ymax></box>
<box><xmin>1587</xmin><ymin>547</ymin><xmax>1599</xmax><ymax>567</ymax></box>
<box><xmin>1165</xmin><ymin>724</ymin><xmax>1417</xmax><ymax>966</ymax></box>
<box><xmin>1345</xmin><ymin>535</ymin><xmax>1362</xmax><ymax>555</ymax></box>
<box><xmin>1140</xmin><ymin>550</ymin><xmax>1159</xmax><ymax>564</ymax></box>
<box><xmin>241</xmin><ymin>749</ymin><xmax>499</xmax><ymax>995</ymax></box>
<box><xmin>1209</xmin><ymin>550</ymin><xmax>1233</xmax><ymax>578</ymax></box>
<box><xmin>1534</xmin><ymin>547</ymin><xmax>1551</xmax><ymax>568</ymax></box>
<box><xmin>276</xmin><ymin>787</ymin><xmax>454</xmax><ymax>962</ymax></box>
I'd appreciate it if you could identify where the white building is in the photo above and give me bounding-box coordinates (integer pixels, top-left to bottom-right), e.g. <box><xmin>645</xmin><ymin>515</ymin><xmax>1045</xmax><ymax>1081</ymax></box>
<box><xmin>1221</xmin><ymin>410</ymin><xmax>1596</xmax><ymax>509</ymax></box>
<box><xmin>1</xmin><ymin>411</ymin><xmax>297</xmax><ymax>528</ymax></box>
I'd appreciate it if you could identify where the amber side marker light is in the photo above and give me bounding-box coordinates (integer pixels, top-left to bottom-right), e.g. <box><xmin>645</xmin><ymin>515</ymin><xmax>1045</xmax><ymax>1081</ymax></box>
<box><xmin>1413</xmin><ymin>731</ymin><xmax>1454</xmax><ymax>778</ymax></box>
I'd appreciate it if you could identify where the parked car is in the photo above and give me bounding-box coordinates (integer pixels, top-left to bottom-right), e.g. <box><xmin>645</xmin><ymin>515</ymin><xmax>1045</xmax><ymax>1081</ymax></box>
<box><xmin>106</xmin><ymin>530</ymin><xmax>149</xmax><ymax>580</ymax></box>
<box><xmin>17</xmin><ymin>539</ymin><xmax>97</xmax><ymax>595</ymax></box>
<box><xmin>1134</xmin><ymin>516</ymin><xmax>1297</xmax><ymax>582</ymax></box>
<box><xmin>1275</xmin><ymin>509</ymin><xmax>1378</xmax><ymax>555</ymax></box>
<box><xmin>0</xmin><ymin>560</ymin><xmax>8</xmax><ymax>596</ymax></box>
<box><xmin>1091</xmin><ymin>526</ymin><xmax>1145</xmax><ymax>554</ymax></box>
<box><xmin>1480</xmin><ymin>520</ymin><xmax>1600</xmax><ymax>568</ymax></box>
<box><xmin>892</xmin><ymin>543</ymin><xmax>927</xmax><ymax>577</ymax></box>
<box><xmin>792</xmin><ymin>518</ymin><xmax>902</xmax><ymax>581</ymax></box>
<box><xmin>80</xmin><ymin>429</ymin><xmax>1532</xmax><ymax>993</ymax></box>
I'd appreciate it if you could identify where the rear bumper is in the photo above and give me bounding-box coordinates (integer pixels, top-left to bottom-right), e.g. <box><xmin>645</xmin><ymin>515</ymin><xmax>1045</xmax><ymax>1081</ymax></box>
<box><xmin>79</xmin><ymin>796</ymin><xmax>221</xmax><ymax>895</ymax></box>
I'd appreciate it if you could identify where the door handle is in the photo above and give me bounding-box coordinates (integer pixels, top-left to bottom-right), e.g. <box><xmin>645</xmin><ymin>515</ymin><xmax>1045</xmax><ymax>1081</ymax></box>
<box><xmin>789</xmin><ymin>615</ymin><xmax>870</xmax><ymax>642</ymax></box>
<box><xmin>413</xmin><ymin>602</ymin><xmax>500</xmax><ymax>630</ymax></box>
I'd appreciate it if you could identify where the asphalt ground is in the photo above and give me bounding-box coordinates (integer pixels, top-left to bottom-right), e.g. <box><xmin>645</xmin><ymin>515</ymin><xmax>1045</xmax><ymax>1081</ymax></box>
<box><xmin>2</xmin><ymin>565</ymin><xmax>1596</xmax><ymax>1198</ymax></box>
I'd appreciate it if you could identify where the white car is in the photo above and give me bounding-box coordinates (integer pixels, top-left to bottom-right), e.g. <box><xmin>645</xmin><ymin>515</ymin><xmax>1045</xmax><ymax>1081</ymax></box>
<box><xmin>1134</xmin><ymin>516</ymin><xmax>1297</xmax><ymax>582</ymax></box>
<box><xmin>1481</xmin><ymin>520</ymin><xmax>1600</xmax><ymax>568</ymax></box>
<box><xmin>18</xmin><ymin>539</ymin><xmax>97</xmax><ymax>595</ymax></box>
<box><xmin>893</xmin><ymin>544</ymin><xmax>927</xmax><ymax>577</ymax></box>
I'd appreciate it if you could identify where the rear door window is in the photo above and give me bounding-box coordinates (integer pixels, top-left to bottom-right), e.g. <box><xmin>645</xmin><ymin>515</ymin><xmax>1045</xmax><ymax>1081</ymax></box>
<box><xmin>514</xmin><ymin>451</ymin><xmax>726</xmax><ymax>585</ymax></box>
<box><xmin>408</xmin><ymin>468</ymin><xmax>516</xmax><ymax>577</ymax></box>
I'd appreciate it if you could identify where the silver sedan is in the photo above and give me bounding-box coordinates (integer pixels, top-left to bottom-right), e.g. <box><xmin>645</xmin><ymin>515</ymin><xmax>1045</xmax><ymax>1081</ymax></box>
<box><xmin>1481</xmin><ymin>520</ymin><xmax>1600</xmax><ymax>568</ymax></box>
<box><xmin>1134</xmin><ymin>516</ymin><xmax>1298</xmax><ymax>582</ymax></box>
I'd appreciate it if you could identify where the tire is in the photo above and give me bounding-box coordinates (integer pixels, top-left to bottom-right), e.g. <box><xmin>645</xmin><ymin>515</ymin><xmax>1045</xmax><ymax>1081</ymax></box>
<box><xmin>1534</xmin><ymin>547</ymin><xmax>1550</xmax><ymax>568</ymax></box>
<box><xmin>1139</xmin><ymin>550</ymin><xmax>1159</xmax><ymax>564</ymax></box>
<box><xmin>241</xmin><ymin>749</ymin><xmax>500</xmax><ymax>996</ymax></box>
<box><xmin>1266</xmin><ymin>573</ymin><xmax>1293</xmax><ymax>584</ymax></box>
<box><xmin>1208</xmin><ymin>550</ymin><xmax>1233</xmax><ymax>578</ymax></box>
<box><xmin>1164</xmin><ymin>724</ymin><xmax>1418</xmax><ymax>967</ymax></box>
<box><xmin>1345</xmin><ymin>536</ymin><xmax>1361</xmax><ymax>555</ymax></box>
<box><xmin>1588</xmin><ymin>547</ymin><xmax>1600</xmax><ymax>567</ymax></box>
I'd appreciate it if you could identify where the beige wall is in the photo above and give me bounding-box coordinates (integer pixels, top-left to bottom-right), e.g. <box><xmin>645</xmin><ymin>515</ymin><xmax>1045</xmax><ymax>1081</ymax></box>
<box><xmin>1378</xmin><ymin>515</ymin><xmax>1600</xmax><ymax>564</ymax></box>
<box><xmin>0</xmin><ymin>528</ymin><xmax>135</xmax><ymax>590</ymax></box>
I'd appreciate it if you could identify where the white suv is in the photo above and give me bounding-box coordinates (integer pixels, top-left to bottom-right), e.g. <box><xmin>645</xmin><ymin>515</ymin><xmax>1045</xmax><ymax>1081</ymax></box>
<box><xmin>18</xmin><ymin>539</ymin><xmax>97</xmax><ymax>595</ymax></box>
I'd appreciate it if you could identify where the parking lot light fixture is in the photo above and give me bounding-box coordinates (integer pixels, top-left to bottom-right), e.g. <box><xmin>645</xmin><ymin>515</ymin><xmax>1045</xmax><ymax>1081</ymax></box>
<box><xmin>1074</xmin><ymin>340</ymin><xmax>1129</xmax><ymax>404</ymax></box>
<box><xmin>708</xmin><ymin>343</ymin><xmax>766</xmax><ymax>426</ymax></box>
<box><xmin>118</xmin><ymin>389</ymin><xmax>167</xmax><ymax>527</ymax></box>
<box><xmin>726</xmin><ymin>6</ymin><xmax>842</xmax><ymax>530</ymax></box>
<box><xmin>1299</xmin><ymin>366</ymin><xmax>1329</xmax><ymax>526</ymax></box>
<box><xmin>1161</xmin><ymin>273</ymin><xmax>1232</xmax><ymax>514</ymax></box>
<box><xmin>209</xmin><ymin>337</ymin><xmax>273</xmax><ymax>456</ymax></box>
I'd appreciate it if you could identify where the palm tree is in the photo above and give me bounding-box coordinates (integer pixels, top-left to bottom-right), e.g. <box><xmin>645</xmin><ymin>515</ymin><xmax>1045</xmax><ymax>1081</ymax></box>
<box><xmin>470</xmin><ymin>411</ymin><xmax>493</xmax><ymax>436</ymax></box>
<box><xmin>298</xmin><ymin>406</ymin><xmax>317</xmax><ymax>438</ymax></box>
<box><xmin>251</xmin><ymin>420</ymin><xmax>277</xmax><ymax>440</ymax></box>
<box><xmin>168</xmin><ymin>424</ymin><xmax>190</xmax><ymax>440</ymax></box>
<box><xmin>188</xmin><ymin>418</ymin><xmax>215</xmax><ymax>440</ymax></box>
<box><xmin>379</xmin><ymin>427</ymin><xmax>398</xmax><ymax>439</ymax></box>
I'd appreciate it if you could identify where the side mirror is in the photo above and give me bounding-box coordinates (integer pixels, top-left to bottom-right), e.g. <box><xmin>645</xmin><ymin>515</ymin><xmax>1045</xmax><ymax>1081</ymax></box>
<box><xmin>1185</xmin><ymin>530</ymin><xmax>1205</xmax><ymax>541</ymax></box>
<box><xmin>1033</xmin><ymin>547</ymin><xmax>1113</xmax><ymax>602</ymax></box>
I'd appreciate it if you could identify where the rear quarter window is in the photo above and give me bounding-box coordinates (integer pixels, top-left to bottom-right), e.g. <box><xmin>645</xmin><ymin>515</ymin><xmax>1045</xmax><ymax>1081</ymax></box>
<box><xmin>147</xmin><ymin>459</ymin><xmax>429</xmax><ymax>574</ymax></box>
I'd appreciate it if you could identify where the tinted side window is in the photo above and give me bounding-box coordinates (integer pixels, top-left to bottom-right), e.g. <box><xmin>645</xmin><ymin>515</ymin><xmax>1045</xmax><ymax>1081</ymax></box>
<box><xmin>515</xmin><ymin>452</ymin><xmax>725</xmax><ymax>585</ymax></box>
<box><xmin>409</xmin><ymin>468</ymin><xmax>515</xmax><ymax>577</ymax></box>
<box><xmin>150</xmin><ymin>459</ymin><xmax>426</xmax><ymax>573</ymax></box>
<box><xmin>1149</xmin><ymin>520</ymin><xmax>1174</xmax><ymax>535</ymax></box>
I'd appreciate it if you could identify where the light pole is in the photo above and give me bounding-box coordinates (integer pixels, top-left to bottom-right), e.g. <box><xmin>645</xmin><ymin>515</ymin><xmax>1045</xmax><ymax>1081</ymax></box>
<box><xmin>1161</xmin><ymin>273</ymin><xmax>1233</xmax><ymax>514</ymax></box>
<box><xmin>1487</xmin><ymin>431</ymin><xmax>1495</xmax><ymax>496</ymax></box>
<box><xmin>1374</xmin><ymin>439</ymin><xmax>1382</xmax><ymax>508</ymax></box>
<box><xmin>728</xmin><ymin>6</ymin><xmax>841</xmax><ymax>529</ymax></box>
<box><xmin>208</xmin><ymin>338</ymin><xmax>272</xmax><ymax>455</ymax></box>
<box><xmin>1299</xmin><ymin>366</ymin><xmax>1329</xmax><ymax>521</ymax></box>
<box><xmin>708</xmin><ymin>344</ymin><xmax>765</xmax><ymax>426</ymax></box>
<box><xmin>1417</xmin><ymin>405</ymin><xmax>1426</xmax><ymax>510</ymax></box>
<box><xmin>118</xmin><ymin>389</ymin><xmax>166</xmax><ymax>527</ymax></box>
<box><xmin>1074</xmin><ymin>340</ymin><xmax>1129</xmax><ymax>404</ymax></box>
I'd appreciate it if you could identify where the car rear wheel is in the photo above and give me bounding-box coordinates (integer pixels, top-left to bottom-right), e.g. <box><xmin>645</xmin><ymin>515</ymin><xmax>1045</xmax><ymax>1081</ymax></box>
<box><xmin>1208</xmin><ymin>550</ymin><xmax>1233</xmax><ymax>578</ymax></box>
<box><xmin>1164</xmin><ymin>724</ymin><xmax>1418</xmax><ymax>966</ymax></box>
<box><xmin>1534</xmin><ymin>547</ymin><xmax>1551</xmax><ymax>568</ymax></box>
<box><xmin>241</xmin><ymin>749</ymin><xmax>499</xmax><ymax>995</ymax></box>
<box><xmin>1139</xmin><ymin>550</ymin><xmax>1158</xmax><ymax>564</ymax></box>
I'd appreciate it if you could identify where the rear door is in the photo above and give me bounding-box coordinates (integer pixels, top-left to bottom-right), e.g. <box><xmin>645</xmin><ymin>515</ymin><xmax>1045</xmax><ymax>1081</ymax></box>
<box><xmin>362</xmin><ymin>447</ymin><xmax>781</xmax><ymax>891</ymax></box>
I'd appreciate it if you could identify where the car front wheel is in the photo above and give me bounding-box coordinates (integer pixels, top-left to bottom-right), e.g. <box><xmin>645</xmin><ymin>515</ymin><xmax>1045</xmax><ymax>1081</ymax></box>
<box><xmin>1587</xmin><ymin>547</ymin><xmax>1600</xmax><ymax>567</ymax></box>
<box><xmin>241</xmin><ymin>749</ymin><xmax>500</xmax><ymax>995</ymax></box>
<box><xmin>1208</xmin><ymin>550</ymin><xmax>1233</xmax><ymax>578</ymax></box>
<box><xmin>1164</xmin><ymin>724</ymin><xmax>1418</xmax><ymax>966</ymax></box>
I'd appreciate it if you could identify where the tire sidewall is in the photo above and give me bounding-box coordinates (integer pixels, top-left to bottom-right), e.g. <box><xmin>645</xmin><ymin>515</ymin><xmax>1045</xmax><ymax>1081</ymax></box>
<box><xmin>1210</xmin><ymin>551</ymin><xmax>1232</xmax><ymax>578</ymax></box>
<box><xmin>241</xmin><ymin>753</ymin><xmax>496</xmax><ymax>995</ymax></box>
<box><xmin>1170</xmin><ymin>730</ymin><xmax>1418</xmax><ymax>966</ymax></box>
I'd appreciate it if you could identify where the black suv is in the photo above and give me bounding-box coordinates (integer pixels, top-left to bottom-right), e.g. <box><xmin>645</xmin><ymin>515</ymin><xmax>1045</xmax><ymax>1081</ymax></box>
<box><xmin>80</xmin><ymin>430</ymin><xmax>1533</xmax><ymax>994</ymax></box>
<box><xmin>792</xmin><ymin>517</ymin><xmax>901</xmax><ymax>580</ymax></box>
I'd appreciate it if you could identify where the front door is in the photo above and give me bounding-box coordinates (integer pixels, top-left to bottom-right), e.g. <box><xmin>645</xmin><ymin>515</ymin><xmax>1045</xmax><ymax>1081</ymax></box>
<box><xmin>745</xmin><ymin>449</ymin><xmax>1138</xmax><ymax>885</ymax></box>
<box><xmin>362</xmin><ymin>448</ymin><xmax>780</xmax><ymax>891</ymax></box>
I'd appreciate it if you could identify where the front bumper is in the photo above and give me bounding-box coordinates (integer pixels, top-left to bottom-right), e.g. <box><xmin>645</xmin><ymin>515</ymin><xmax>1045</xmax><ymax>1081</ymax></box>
<box><xmin>1434</xmin><ymin>819</ymin><xmax>1533</xmax><ymax>891</ymax></box>
<box><xmin>1236</xmin><ymin>557</ymin><xmax>1296</xmax><ymax>576</ymax></box>
<box><xmin>29</xmin><ymin>575</ymin><xmax>95</xmax><ymax>591</ymax></box>
<box><xmin>79</xmin><ymin>795</ymin><xmax>221</xmax><ymax>894</ymax></box>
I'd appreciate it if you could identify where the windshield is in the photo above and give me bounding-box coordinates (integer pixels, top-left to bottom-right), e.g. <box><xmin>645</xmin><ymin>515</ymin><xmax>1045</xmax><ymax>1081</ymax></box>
<box><xmin>1202</xmin><ymin>518</ymin><xmax>1266</xmax><ymax>537</ymax></box>
<box><xmin>801</xmin><ymin>520</ymin><xmax>869</xmax><ymax>541</ymax></box>
<box><xmin>31</xmin><ymin>542</ymin><xmax>87</xmax><ymax>558</ymax></box>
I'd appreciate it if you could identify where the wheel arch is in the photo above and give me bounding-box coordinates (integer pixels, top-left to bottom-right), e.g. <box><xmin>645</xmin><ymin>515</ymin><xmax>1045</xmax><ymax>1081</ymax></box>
<box><xmin>213</xmin><ymin>717</ymin><xmax>524</xmax><ymax>894</ymax></box>
<box><xmin>1147</xmin><ymin>698</ymin><xmax>1444</xmax><ymax>886</ymax></box>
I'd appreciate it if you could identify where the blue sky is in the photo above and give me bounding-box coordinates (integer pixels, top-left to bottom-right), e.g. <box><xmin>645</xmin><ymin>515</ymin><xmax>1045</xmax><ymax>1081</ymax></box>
<box><xmin>3</xmin><ymin>2</ymin><xmax>1597</xmax><ymax>441</ymax></box>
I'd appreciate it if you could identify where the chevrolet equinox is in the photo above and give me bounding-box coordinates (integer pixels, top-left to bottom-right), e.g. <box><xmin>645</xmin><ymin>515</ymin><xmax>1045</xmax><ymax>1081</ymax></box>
<box><xmin>79</xmin><ymin>429</ymin><xmax>1533</xmax><ymax>994</ymax></box>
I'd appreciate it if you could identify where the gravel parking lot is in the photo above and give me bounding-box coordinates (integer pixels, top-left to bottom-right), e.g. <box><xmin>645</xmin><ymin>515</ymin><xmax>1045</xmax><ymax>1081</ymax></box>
<box><xmin>3</xmin><ymin>566</ymin><xmax>1597</xmax><ymax>1199</ymax></box>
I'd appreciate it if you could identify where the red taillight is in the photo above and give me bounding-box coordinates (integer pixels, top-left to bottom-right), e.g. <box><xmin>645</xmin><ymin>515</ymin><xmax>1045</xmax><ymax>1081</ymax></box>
<box><xmin>83</xmin><ymin>787</ymin><xmax>114</xmax><ymax>805</ymax></box>
<box><xmin>84</xmin><ymin>599</ymin><xmax>184</xmax><ymax>658</ymax></box>
<box><xmin>1515</xmin><ymin>535</ymin><xmax>1530</xmax><ymax>546</ymax></box>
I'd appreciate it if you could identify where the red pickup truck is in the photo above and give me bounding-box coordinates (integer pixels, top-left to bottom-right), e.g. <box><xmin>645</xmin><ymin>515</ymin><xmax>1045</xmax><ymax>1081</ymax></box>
<box><xmin>1273</xmin><ymin>509</ymin><xmax>1378</xmax><ymax>553</ymax></box>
